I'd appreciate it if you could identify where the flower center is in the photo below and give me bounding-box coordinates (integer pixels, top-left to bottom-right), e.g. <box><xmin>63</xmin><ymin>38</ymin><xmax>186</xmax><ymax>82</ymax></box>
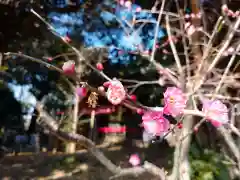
<box><xmin>169</xmin><ymin>96</ymin><xmax>175</xmax><ymax>104</ymax></box>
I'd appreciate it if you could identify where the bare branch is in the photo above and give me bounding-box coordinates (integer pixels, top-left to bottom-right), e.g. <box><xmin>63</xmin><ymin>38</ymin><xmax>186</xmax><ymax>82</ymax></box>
<box><xmin>149</xmin><ymin>0</ymin><xmax>166</xmax><ymax>63</ymax></box>
<box><xmin>35</xmin><ymin>102</ymin><xmax>167</xmax><ymax>179</ymax></box>
<box><xmin>166</xmin><ymin>15</ymin><xmax>184</xmax><ymax>85</ymax></box>
<box><xmin>192</xmin><ymin>17</ymin><xmax>240</xmax><ymax>93</ymax></box>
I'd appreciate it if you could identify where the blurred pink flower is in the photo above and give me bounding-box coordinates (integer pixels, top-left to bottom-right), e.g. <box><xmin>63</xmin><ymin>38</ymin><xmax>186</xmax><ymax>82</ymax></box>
<box><xmin>163</xmin><ymin>87</ymin><xmax>187</xmax><ymax>117</ymax></box>
<box><xmin>129</xmin><ymin>154</ymin><xmax>140</xmax><ymax>166</ymax></box>
<box><xmin>119</xmin><ymin>0</ymin><xmax>124</xmax><ymax>6</ymax></box>
<box><xmin>124</xmin><ymin>1</ymin><xmax>132</xmax><ymax>8</ymax></box>
<box><xmin>221</xmin><ymin>4</ymin><xmax>229</xmax><ymax>13</ymax></box>
<box><xmin>62</xmin><ymin>60</ymin><xmax>75</xmax><ymax>74</ymax></box>
<box><xmin>106</xmin><ymin>79</ymin><xmax>126</xmax><ymax>105</ymax></box>
<box><xmin>63</xmin><ymin>36</ymin><xmax>71</xmax><ymax>43</ymax></box>
<box><xmin>142</xmin><ymin>108</ymin><xmax>170</xmax><ymax>136</ymax></box>
<box><xmin>136</xmin><ymin>7</ymin><xmax>142</xmax><ymax>12</ymax></box>
<box><xmin>235</xmin><ymin>11</ymin><xmax>240</xmax><ymax>17</ymax></box>
<box><xmin>185</xmin><ymin>22</ymin><xmax>196</xmax><ymax>36</ymax></box>
<box><xmin>76</xmin><ymin>87</ymin><xmax>87</xmax><ymax>97</ymax></box>
<box><xmin>98</xmin><ymin>86</ymin><xmax>105</xmax><ymax>92</ymax></box>
<box><xmin>202</xmin><ymin>99</ymin><xmax>229</xmax><ymax>127</ymax></box>
<box><xmin>184</xmin><ymin>14</ymin><xmax>191</xmax><ymax>19</ymax></box>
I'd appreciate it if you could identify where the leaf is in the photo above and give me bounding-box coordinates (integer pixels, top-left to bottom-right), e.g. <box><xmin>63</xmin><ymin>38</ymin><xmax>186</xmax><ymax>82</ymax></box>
<box><xmin>215</xmin><ymin>163</ymin><xmax>231</xmax><ymax>180</ymax></box>
<box><xmin>190</xmin><ymin>143</ymin><xmax>201</xmax><ymax>158</ymax></box>
<box><xmin>201</xmin><ymin>172</ymin><xmax>214</xmax><ymax>180</ymax></box>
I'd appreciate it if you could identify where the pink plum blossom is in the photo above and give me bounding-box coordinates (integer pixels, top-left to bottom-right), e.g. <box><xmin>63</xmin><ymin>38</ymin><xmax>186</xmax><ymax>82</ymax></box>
<box><xmin>98</xmin><ymin>86</ymin><xmax>105</xmax><ymax>92</ymax></box>
<box><xmin>124</xmin><ymin>1</ymin><xmax>132</xmax><ymax>9</ymax></box>
<box><xmin>202</xmin><ymin>99</ymin><xmax>229</xmax><ymax>128</ymax></box>
<box><xmin>130</xmin><ymin>94</ymin><xmax>137</xmax><ymax>101</ymax></box>
<box><xmin>163</xmin><ymin>87</ymin><xmax>187</xmax><ymax>117</ymax></box>
<box><xmin>221</xmin><ymin>4</ymin><xmax>229</xmax><ymax>13</ymax></box>
<box><xmin>135</xmin><ymin>7</ymin><xmax>142</xmax><ymax>12</ymax></box>
<box><xmin>137</xmin><ymin>108</ymin><xmax>144</xmax><ymax>114</ymax></box>
<box><xmin>142</xmin><ymin>108</ymin><xmax>170</xmax><ymax>136</ymax></box>
<box><xmin>96</xmin><ymin>62</ymin><xmax>104</xmax><ymax>71</ymax></box>
<box><xmin>196</xmin><ymin>12</ymin><xmax>202</xmax><ymax>19</ymax></box>
<box><xmin>235</xmin><ymin>11</ymin><xmax>239</xmax><ymax>17</ymax></box>
<box><xmin>190</xmin><ymin>13</ymin><xmax>196</xmax><ymax>19</ymax></box>
<box><xmin>227</xmin><ymin>47</ymin><xmax>235</xmax><ymax>54</ymax></box>
<box><xmin>184</xmin><ymin>14</ymin><xmax>191</xmax><ymax>19</ymax></box>
<box><xmin>129</xmin><ymin>154</ymin><xmax>140</xmax><ymax>166</ymax></box>
<box><xmin>62</xmin><ymin>60</ymin><xmax>75</xmax><ymax>74</ymax></box>
<box><xmin>119</xmin><ymin>0</ymin><xmax>124</xmax><ymax>6</ymax></box>
<box><xmin>76</xmin><ymin>87</ymin><xmax>87</xmax><ymax>97</ymax></box>
<box><xmin>106</xmin><ymin>79</ymin><xmax>126</xmax><ymax>105</ymax></box>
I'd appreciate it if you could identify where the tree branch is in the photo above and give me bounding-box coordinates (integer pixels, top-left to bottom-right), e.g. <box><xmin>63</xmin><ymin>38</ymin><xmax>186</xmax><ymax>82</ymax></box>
<box><xmin>35</xmin><ymin>102</ymin><xmax>167</xmax><ymax>179</ymax></box>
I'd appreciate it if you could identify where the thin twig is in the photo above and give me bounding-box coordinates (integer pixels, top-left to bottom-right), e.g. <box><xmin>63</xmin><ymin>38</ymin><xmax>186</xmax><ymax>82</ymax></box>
<box><xmin>166</xmin><ymin>15</ymin><xmax>184</xmax><ymax>86</ymax></box>
<box><xmin>150</xmin><ymin>0</ymin><xmax>166</xmax><ymax>63</ymax></box>
<box><xmin>212</xmin><ymin>43</ymin><xmax>240</xmax><ymax>96</ymax></box>
<box><xmin>193</xmin><ymin>17</ymin><xmax>240</xmax><ymax>93</ymax></box>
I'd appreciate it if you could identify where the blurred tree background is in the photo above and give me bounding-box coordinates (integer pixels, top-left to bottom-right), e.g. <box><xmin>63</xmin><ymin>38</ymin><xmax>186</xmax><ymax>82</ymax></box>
<box><xmin>0</xmin><ymin>0</ymin><xmax>239</xmax><ymax>179</ymax></box>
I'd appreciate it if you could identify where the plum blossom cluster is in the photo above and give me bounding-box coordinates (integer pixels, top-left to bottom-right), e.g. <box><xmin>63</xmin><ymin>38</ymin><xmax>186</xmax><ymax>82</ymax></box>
<box><xmin>47</xmin><ymin>0</ymin><xmax>165</xmax><ymax>65</ymax></box>
<box><xmin>140</xmin><ymin>87</ymin><xmax>229</xmax><ymax>140</ymax></box>
<box><xmin>61</xmin><ymin>61</ymin><xmax>126</xmax><ymax>105</ymax></box>
<box><xmin>61</xmin><ymin>58</ymin><xmax>230</xmax><ymax>132</ymax></box>
<box><xmin>140</xmin><ymin>87</ymin><xmax>186</xmax><ymax>139</ymax></box>
<box><xmin>141</xmin><ymin>108</ymin><xmax>170</xmax><ymax>140</ymax></box>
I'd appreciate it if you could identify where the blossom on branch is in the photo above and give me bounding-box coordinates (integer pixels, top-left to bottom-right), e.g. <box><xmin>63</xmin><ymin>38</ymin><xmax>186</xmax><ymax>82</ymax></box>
<box><xmin>62</xmin><ymin>60</ymin><xmax>75</xmax><ymax>74</ymax></box>
<box><xmin>129</xmin><ymin>154</ymin><xmax>140</xmax><ymax>166</ymax></box>
<box><xmin>163</xmin><ymin>87</ymin><xmax>187</xmax><ymax>117</ymax></box>
<box><xmin>202</xmin><ymin>99</ymin><xmax>229</xmax><ymax>127</ymax></box>
<box><xmin>106</xmin><ymin>79</ymin><xmax>126</xmax><ymax>105</ymax></box>
<box><xmin>76</xmin><ymin>87</ymin><xmax>87</xmax><ymax>97</ymax></box>
<box><xmin>142</xmin><ymin>108</ymin><xmax>170</xmax><ymax>137</ymax></box>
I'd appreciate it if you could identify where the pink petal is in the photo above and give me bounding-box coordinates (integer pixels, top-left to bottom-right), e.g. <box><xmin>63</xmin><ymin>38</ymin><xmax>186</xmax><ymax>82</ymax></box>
<box><xmin>129</xmin><ymin>154</ymin><xmax>140</xmax><ymax>166</ymax></box>
<box><xmin>142</xmin><ymin>110</ymin><xmax>170</xmax><ymax>136</ymax></box>
<box><xmin>210</xmin><ymin>120</ymin><xmax>223</xmax><ymax>128</ymax></box>
<box><xmin>76</xmin><ymin>87</ymin><xmax>87</xmax><ymax>97</ymax></box>
<box><xmin>119</xmin><ymin>0</ymin><xmax>124</xmax><ymax>6</ymax></box>
<box><xmin>106</xmin><ymin>79</ymin><xmax>126</xmax><ymax>105</ymax></box>
<box><xmin>163</xmin><ymin>87</ymin><xmax>187</xmax><ymax>117</ymax></box>
<box><xmin>136</xmin><ymin>7</ymin><xmax>142</xmax><ymax>12</ymax></box>
<box><xmin>62</xmin><ymin>61</ymin><xmax>75</xmax><ymax>74</ymax></box>
<box><xmin>124</xmin><ymin>1</ymin><xmax>132</xmax><ymax>8</ymax></box>
<box><xmin>202</xmin><ymin>99</ymin><xmax>229</xmax><ymax>127</ymax></box>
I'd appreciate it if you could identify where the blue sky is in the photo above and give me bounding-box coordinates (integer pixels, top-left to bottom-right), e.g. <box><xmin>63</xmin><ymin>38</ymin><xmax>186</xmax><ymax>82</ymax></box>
<box><xmin>8</xmin><ymin>83</ymin><xmax>36</xmax><ymax>130</ymax></box>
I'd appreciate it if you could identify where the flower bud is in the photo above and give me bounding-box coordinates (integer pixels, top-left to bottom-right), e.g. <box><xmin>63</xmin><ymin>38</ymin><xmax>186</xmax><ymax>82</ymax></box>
<box><xmin>96</xmin><ymin>63</ymin><xmax>104</xmax><ymax>71</ymax></box>
<box><xmin>62</xmin><ymin>60</ymin><xmax>75</xmax><ymax>74</ymax></box>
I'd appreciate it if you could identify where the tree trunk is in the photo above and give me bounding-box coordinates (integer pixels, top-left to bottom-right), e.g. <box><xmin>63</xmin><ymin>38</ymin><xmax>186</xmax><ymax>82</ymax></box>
<box><xmin>169</xmin><ymin>100</ymin><xmax>195</xmax><ymax>180</ymax></box>
<box><xmin>65</xmin><ymin>88</ymin><xmax>80</xmax><ymax>153</ymax></box>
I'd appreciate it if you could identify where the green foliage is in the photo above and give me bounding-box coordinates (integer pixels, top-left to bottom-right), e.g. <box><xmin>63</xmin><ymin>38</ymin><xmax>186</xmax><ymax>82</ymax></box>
<box><xmin>190</xmin><ymin>144</ymin><xmax>231</xmax><ymax>180</ymax></box>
